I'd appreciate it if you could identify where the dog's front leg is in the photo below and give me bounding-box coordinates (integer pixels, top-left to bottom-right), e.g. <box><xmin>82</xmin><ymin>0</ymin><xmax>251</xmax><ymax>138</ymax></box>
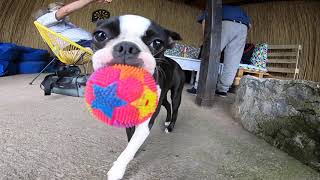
<box><xmin>107</xmin><ymin>118</ymin><xmax>151</xmax><ymax>180</ymax></box>
<box><xmin>108</xmin><ymin>86</ymin><xmax>161</xmax><ymax>180</ymax></box>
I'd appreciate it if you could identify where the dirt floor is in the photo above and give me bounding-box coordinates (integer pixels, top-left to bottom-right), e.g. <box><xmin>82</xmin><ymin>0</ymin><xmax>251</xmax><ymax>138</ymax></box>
<box><xmin>0</xmin><ymin>74</ymin><xmax>319</xmax><ymax>180</ymax></box>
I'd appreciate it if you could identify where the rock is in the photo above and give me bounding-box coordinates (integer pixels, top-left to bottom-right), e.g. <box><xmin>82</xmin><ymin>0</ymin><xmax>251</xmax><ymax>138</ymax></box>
<box><xmin>232</xmin><ymin>76</ymin><xmax>320</xmax><ymax>171</ymax></box>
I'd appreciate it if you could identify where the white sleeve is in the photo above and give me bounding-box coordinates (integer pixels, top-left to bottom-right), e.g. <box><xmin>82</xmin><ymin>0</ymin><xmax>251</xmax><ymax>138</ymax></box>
<box><xmin>36</xmin><ymin>10</ymin><xmax>61</xmax><ymax>26</ymax></box>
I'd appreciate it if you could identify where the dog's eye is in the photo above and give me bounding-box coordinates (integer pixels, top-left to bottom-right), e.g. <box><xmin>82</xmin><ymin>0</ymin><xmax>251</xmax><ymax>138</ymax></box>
<box><xmin>150</xmin><ymin>39</ymin><xmax>163</xmax><ymax>50</ymax></box>
<box><xmin>94</xmin><ymin>31</ymin><xmax>108</xmax><ymax>42</ymax></box>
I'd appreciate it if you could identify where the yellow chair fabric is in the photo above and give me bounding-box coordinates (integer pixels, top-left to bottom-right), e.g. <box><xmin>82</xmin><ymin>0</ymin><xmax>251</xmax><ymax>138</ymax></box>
<box><xmin>34</xmin><ymin>21</ymin><xmax>93</xmax><ymax>65</ymax></box>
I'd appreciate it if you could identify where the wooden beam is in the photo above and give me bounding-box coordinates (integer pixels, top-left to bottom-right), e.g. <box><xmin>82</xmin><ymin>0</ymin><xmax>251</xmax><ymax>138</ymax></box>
<box><xmin>267</xmin><ymin>59</ymin><xmax>297</xmax><ymax>64</ymax></box>
<box><xmin>268</xmin><ymin>52</ymin><xmax>297</xmax><ymax>57</ymax></box>
<box><xmin>196</xmin><ymin>0</ymin><xmax>222</xmax><ymax>107</ymax></box>
<box><xmin>267</xmin><ymin>67</ymin><xmax>296</xmax><ymax>73</ymax></box>
<box><xmin>268</xmin><ymin>44</ymin><xmax>300</xmax><ymax>49</ymax></box>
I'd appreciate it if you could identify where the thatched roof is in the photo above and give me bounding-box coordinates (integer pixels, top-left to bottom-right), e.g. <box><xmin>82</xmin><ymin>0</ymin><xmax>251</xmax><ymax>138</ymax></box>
<box><xmin>172</xmin><ymin>0</ymin><xmax>314</xmax><ymax>9</ymax></box>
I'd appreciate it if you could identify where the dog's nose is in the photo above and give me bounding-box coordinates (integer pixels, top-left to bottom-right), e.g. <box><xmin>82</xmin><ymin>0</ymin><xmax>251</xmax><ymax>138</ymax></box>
<box><xmin>112</xmin><ymin>42</ymin><xmax>141</xmax><ymax>63</ymax></box>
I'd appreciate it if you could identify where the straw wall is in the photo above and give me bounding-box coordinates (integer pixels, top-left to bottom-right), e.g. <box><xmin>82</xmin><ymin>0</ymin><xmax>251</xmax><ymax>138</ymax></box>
<box><xmin>1</xmin><ymin>0</ymin><xmax>319</xmax><ymax>81</ymax></box>
<box><xmin>241</xmin><ymin>1</ymin><xmax>320</xmax><ymax>81</ymax></box>
<box><xmin>0</xmin><ymin>0</ymin><xmax>203</xmax><ymax>49</ymax></box>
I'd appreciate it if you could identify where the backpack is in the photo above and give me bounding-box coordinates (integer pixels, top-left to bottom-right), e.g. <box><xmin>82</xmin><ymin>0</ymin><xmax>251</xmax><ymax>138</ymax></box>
<box><xmin>241</xmin><ymin>43</ymin><xmax>255</xmax><ymax>64</ymax></box>
<box><xmin>40</xmin><ymin>65</ymin><xmax>87</xmax><ymax>97</ymax></box>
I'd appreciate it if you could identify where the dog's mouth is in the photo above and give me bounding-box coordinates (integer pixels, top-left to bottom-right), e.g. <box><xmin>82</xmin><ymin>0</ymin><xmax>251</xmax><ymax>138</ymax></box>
<box><xmin>106</xmin><ymin>57</ymin><xmax>144</xmax><ymax>68</ymax></box>
<box><xmin>93</xmin><ymin>50</ymin><xmax>157</xmax><ymax>74</ymax></box>
<box><xmin>92</xmin><ymin>40</ymin><xmax>157</xmax><ymax>74</ymax></box>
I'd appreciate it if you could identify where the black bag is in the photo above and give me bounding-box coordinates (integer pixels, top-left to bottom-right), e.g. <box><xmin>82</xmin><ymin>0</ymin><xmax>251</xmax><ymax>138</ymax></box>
<box><xmin>40</xmin><ymin>66</ymin><xmax>87</xmax><ymax>97</ymax></box>
<box><xmin>240</xmin><ymin>43</ymin><xmax>255</xmax><ymax>65</ymax></box>
<box><xmin>199</xmin><ymin>44</ymin><xmax>225</xmax><ymax>63</ymax></box>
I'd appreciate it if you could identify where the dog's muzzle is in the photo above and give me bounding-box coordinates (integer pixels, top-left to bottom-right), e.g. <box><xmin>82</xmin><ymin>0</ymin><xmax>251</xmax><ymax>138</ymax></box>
<box><xmin>111</xmin><ymin>41</ymin><xmax>144</xmax><ymax>67</ymax></box>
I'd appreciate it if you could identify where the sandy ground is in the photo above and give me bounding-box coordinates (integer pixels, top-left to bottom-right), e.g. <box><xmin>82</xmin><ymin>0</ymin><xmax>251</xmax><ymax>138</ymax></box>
<box><xmin>0</xmin><ymin>74</ymin><xmax>319</xmax><ymax>180</ymax></box>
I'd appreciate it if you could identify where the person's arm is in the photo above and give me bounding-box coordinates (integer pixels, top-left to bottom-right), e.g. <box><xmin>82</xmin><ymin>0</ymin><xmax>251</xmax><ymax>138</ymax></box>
<box><xmin>55</xmin><ymin>0</ymin><xmax>112</xmax><ymax>20</ymax></box>
<box><xmin>248</xmin><ymin>16</ymin><xmax>252</xmax><ymax>29</ymax></box>
<box><xmin>36</xmin><ymin>11</ymin><xmax>59</xmax><ymax>26</ymax></box>
<box><xmin>202</xmin><ymin>20</ymin><xmax>205</xmax><ymax>38</ymax></box>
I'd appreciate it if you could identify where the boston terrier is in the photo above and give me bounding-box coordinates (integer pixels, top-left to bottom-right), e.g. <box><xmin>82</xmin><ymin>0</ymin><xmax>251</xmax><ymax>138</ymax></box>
<box><xmin>91</xmin><ymin>15</ymin><xmax>185</xmax><ymax>179</ymax></box>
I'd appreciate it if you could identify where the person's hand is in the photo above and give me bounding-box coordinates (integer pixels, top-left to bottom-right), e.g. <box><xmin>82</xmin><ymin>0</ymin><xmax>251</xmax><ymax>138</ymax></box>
<box><xmin>97</xmin><ymin>0</ymin><xmax>112</xmax><ymax>3</ymax></box>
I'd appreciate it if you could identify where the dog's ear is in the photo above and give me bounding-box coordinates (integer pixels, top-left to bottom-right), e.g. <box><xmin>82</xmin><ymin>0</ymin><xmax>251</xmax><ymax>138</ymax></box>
<box><xmin>164</xmin><ymin>29</ymin><xmax>182</xmax><ymax>49</ymax></box>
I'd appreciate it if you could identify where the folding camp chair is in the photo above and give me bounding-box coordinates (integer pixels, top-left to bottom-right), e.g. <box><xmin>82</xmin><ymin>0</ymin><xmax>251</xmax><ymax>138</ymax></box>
<box><xmin>29</xmin><ymin>21</ymin><xmax>93</xmax><ymax>84</ymax></box>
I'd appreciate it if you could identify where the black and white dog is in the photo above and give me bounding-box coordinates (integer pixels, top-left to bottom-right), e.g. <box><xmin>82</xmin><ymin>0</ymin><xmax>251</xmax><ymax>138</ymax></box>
<box><xmin>91</xmin><ymin>15</ymin><xmax>185</xmax><ymax>179</ymax></box>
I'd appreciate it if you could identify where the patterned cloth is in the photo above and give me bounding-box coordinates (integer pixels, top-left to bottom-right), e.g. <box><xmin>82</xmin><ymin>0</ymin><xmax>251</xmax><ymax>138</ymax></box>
<box><xmin>250</xmin><ymin>43</ymin><xmax>268</xmax><ymax>70</ymax></box>
<box><xmin>165</xmin><ymin>43</ymin><xmax>200</xmax><ymax>59</ymax></box>
<box><xmin>239</xmin><ymin>43</ymin><xmax>268</xmax><ymax>72</ymax></box>
<box><xmin>239</xmin><ymin>64</ymin><xmax>267</xmax><ymax>72</ymax></box>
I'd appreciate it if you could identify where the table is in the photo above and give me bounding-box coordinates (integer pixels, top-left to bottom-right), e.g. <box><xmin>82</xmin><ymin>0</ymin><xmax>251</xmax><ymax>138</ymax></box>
<box><xmin>165</xmin><ymin>55</ymin><xmax>201</xmax><ymax>84</ymax></box>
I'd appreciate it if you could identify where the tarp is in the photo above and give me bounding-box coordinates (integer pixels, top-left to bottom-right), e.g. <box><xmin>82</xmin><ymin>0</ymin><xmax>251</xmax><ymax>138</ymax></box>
<box><xmin>0</xmin><ymin>43</ymin><xmax>50</xmax><ymax>76</ymax></box>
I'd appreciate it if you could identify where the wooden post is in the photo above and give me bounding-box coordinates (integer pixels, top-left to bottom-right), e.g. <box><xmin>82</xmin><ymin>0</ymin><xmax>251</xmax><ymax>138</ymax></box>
<box><xmin>196</xmin><ymin>0</ymin><xmax>222</xmax><ymax>107</ymax></box>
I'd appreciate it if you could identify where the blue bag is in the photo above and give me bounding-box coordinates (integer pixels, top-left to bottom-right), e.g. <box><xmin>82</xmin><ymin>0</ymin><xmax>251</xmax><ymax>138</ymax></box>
<box><xmin>0</xmin><ymin>43</ymin><xmax>18</xmax><ymax>76</ymax></box>
<box><xmin>0</xmin><ymin>43</ymin><xmax>50</xmax><ymax>76</ymax></box>
<box><xmin>17</xmin><ymin>45</ymin><xmax>49</xmax><ymax>62</ymax></box>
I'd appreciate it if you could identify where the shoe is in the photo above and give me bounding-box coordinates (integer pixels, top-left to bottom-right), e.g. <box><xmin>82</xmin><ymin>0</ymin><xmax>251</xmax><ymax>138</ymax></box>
<box><xmin>215</xmin><ymin>90</ymin><xmax>227</xmax><ymax>97</ymax></box>
<box><xmin>187</xmin><ymin>87</ymin><xmax>197</xmax><ymax>95</ymax></box>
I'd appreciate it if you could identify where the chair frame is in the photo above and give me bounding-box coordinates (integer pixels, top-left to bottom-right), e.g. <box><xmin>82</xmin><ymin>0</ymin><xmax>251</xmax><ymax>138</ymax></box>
<box><xmin>29</xmin><ymin>21</ymin><xmax>93</xmax><ymax>85</ymax></box>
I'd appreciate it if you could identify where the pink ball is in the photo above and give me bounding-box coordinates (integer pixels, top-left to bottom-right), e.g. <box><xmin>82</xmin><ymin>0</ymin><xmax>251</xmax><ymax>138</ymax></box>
<box><xmin>85</xmin><ymin>65</ymin><xmax>158</xmax><ymax>128</ymax></box>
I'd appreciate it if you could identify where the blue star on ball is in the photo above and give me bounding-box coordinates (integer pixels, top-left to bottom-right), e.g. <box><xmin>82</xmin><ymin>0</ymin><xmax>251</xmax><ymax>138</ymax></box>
<box><xmin>91</xmin><ymin>83</ymin><xmax>127</xmax><ymax>118</ymax></box>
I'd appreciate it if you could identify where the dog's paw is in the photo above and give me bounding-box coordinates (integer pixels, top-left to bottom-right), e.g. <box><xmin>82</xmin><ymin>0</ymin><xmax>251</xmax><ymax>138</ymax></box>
<box><xmin>165</xmin><ymin>128</ymin><xmax>170</xmax><ymax>134</ymax></box>
<box><xmin>107</xmin><ymin>163</ymin><xmax>126</xmax><ymax>180</ymax></box>
<box><xmin>165</xmin><ymin>124</ymin><xmax>175</xmax><ymax>134</ymax></box>
<box><xmin>164</xmin><ymin>122</ymin><xmax>170</xmax><ymax>126</ymax></box>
